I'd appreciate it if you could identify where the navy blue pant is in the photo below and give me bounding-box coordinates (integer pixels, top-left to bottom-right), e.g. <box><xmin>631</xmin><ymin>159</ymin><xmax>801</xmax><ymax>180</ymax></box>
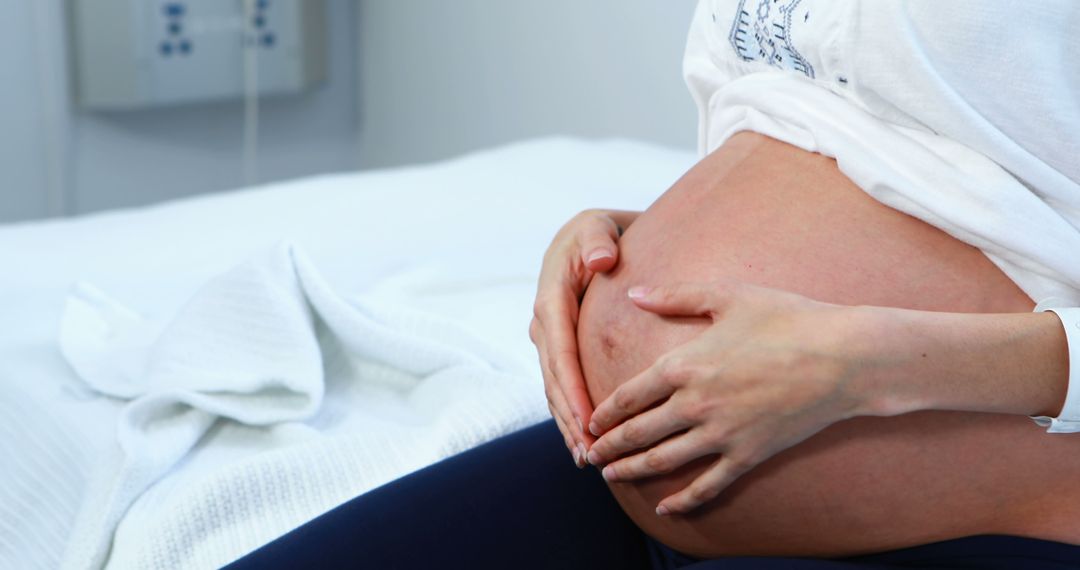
<box><xmin>226</xmin><ymin>420</ymin><xmax>1080</xmax><ymax>569</ymax></box>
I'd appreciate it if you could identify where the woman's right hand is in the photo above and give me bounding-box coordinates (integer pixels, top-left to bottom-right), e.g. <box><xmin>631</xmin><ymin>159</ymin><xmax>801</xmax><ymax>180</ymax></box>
<box><xmin>530</xmin><ymin>209</ymin><xmax>640</xmax><ymax>468</ymax></box>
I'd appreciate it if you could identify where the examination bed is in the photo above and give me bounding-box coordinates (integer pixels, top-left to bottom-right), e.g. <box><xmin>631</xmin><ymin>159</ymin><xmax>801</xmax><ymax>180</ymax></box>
<box><xmin>0</xmin><ymin>138</ymin><xmax>696</xmax><ymax>570</ymax></box>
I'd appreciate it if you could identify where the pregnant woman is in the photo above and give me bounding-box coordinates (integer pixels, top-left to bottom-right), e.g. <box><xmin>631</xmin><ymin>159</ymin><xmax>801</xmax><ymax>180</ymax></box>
<box><xmin>229</xmin><ymin>1</ymin><xmax>1080</xmax><ymax>568</ymax></box>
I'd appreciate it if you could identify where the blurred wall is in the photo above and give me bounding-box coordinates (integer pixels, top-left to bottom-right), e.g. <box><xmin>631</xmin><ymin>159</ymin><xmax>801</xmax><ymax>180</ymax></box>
<box><xmin>0</xmin><ymin>0</ymin><xmax>360</xmax><ymax>224</ymax></box>
<box><xmin>355</xmin><ymin>1</ymin><xmax>699</xmax><ymax>169</ymax></box>
<box><xmin>0</xmin><ymin>1</ymin><xmax>55</xmax><ymax>223</ymax></box>
<box><xmin>1</xmin><ymin>1</ymin><xmax>700</xmax><ymax>223</ymax></box>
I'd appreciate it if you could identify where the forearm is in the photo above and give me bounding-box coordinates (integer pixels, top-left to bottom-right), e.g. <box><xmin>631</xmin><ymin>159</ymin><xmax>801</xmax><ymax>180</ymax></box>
<box><xmin>856</xmin><ymin>306</ymin><xmax>1069</xmax><ymax>418</ymax></box>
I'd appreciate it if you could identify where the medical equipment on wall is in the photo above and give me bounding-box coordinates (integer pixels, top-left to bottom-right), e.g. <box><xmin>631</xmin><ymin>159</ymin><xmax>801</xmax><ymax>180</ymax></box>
<box><xmin>70</xmin><ymin>0</ymin><xmax>326</xmax><ymax>110</ymax></box>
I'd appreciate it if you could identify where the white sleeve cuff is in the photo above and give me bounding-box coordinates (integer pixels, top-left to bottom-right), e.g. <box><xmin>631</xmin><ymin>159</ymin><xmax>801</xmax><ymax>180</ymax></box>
<box><xmin>1029</xmin><ymin>304</ymin><xmax>1080</xmax><ymax>433</ymax></box>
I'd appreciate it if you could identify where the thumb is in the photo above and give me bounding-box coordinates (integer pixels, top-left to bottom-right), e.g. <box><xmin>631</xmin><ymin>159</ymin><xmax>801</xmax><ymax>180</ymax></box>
<box><xmin>628</xmin><ymin>280</ymin><xmax>738</xmax><ymax>317</ymax></box>
<box><xmin>579</xmin><ymin>215</ymin><xmax>622</xmax><ymax>273</ymax></box>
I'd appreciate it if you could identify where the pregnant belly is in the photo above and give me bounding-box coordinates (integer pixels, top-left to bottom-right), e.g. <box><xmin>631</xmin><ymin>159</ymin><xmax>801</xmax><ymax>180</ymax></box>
<box><xmin>575</xmin><ymin>132</ymin><xmax>1069</xmax><ymax>557</ymax></box>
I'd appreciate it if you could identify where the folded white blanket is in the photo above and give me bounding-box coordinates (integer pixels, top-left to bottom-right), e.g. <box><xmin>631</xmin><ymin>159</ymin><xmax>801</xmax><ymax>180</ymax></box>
<box><xmin>57</xmin><ymin>242</ymin><xmax>548</xmax><ymax>569</ymax></box>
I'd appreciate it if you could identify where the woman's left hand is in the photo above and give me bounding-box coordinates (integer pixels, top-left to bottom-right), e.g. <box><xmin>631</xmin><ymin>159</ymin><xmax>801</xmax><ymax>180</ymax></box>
<box><xmin>586</xmin><ymin>279</ymin><xmax>877</xmax><ymax>516</ymax></box>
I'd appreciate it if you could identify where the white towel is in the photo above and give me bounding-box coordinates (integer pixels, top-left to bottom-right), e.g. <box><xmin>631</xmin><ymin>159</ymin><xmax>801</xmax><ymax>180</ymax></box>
<box><xmin>57</xmin><ymin>242</ymin><xmax>548</xmax><ymax>569</ymax></box>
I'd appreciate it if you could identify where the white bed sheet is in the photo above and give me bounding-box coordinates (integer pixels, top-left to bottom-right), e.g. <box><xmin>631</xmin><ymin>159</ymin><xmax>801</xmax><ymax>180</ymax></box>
<box><xmin>0</xmin><ymin>138</ymin><xmax>696</xmax><ymax>569</ymax></box>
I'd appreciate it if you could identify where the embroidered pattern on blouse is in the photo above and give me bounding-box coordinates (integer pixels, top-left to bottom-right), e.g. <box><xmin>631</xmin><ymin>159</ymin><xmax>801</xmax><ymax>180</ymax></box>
<box><xmin>728</xmin><ymin>0</ymin><xmax>814</xmax><ymax>79</ymax></box>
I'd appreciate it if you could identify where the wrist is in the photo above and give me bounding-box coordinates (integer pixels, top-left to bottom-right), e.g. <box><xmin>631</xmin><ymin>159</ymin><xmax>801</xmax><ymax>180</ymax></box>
<box><xmin>1029</xmin><ymin>306</ymin><xmax>1075</xmax><ymax>424</ymax></box>
<box><xmin>844</xmin><ymin>305</ymin><xmax>930</xmax><ymax>418</ymax></box>
<box><xmin>847</xmin><ymin>305</ymin><xmax>1070</xmax><ymax>419</ymax></box>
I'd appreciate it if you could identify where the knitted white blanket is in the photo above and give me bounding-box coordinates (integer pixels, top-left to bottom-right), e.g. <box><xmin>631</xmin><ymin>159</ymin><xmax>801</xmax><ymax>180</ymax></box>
<box><xmin>56</xmin><ymin>243</ymin><xmax>548</xmax><ymax>569</ymax></box>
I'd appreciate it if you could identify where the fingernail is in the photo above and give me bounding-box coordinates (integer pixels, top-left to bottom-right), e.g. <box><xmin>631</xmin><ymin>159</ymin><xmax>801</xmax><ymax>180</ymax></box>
<box><xmin>587</xmin><ymin>250</ymin><xmax>614</xmax><ymax>264</ymax></box>
<box><xmin>587</xmin><ymin>449</ymin><xmax>601</xmax><ymax>465</ymax></box>
<box><xmin>572</xmin><ymin>447</ymin><xmax>582</xmax><ymax>466</ymax></box>
<box><xmin>656</xmin><ymin>505</ymin><xmax>670</xmax><ymax>517</ymax></box>
<box><xmin>577</xmin><ymin>443</ymin><xmax>589</xmax><ymax>466</ymax></box>
<box><xmin>602</xmin><ymin>465</ymin><xmax>617</xmax><ymax>482</ymax></box>
<box><xmin>627</xmin><ymin>286</ymin><xmax>650</xmax><ymax>299</ymax></box>
<box><xmin>588</xmin><ymin>421</ymin><xmax>601</xmax><ymax>436</ymax></box>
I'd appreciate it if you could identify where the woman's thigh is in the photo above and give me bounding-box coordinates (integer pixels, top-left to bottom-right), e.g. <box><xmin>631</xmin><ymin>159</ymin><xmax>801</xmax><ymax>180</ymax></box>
<box><xmin>577</xmin><ymin>132</ymin><xmax>1080</xmax><ymax>558</ymax></box>
<box><xmin>225</xmin><ymin>420</ymin><xmax>653</xmax><ymax>570</ymax></box>
<box><xmin>663</xmin><ymin>535</ymin><xmax>1080</xmax><ymax>570</ymax></box>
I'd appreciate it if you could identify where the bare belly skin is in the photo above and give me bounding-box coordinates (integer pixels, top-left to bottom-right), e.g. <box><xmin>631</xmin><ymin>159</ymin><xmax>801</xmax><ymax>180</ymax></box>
<box><xmin>577</xmin><ymin>132</ymin><xmax>1080</xmax><ymax>558</ymax></box>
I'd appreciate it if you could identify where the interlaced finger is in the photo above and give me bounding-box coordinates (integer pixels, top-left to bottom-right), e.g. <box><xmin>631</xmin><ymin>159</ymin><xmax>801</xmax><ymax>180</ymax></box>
<box><xmin>656</xmin><ymin>454</ymin><xmax>755</xmax><ymax>516</ymax></box>
<box><xmin>588</xmin><ymin>399</ymin><xmax>693</xmax><ymax>466</ymax></box>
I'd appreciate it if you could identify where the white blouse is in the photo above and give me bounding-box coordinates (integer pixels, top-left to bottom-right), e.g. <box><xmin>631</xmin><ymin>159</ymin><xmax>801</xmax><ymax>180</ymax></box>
<box><xmin>682</xmin><ymin>0</ymin><xmax>1080</xmax><ymax>307</ymax></box>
